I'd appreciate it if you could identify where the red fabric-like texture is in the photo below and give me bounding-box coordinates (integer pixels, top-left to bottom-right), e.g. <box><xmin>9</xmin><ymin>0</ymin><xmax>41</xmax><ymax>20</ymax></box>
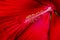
<box><xmin>52</xmin><ymin>0</ymin><xmax>60</xmax><ymax>13</ymax></box>
<box><xmin>50</xmin><ymin>13</ymin><xmax>60</xmax><ymax>40</ymax></box>
<box><xmin>0</xmin><ymin>0</ymin><xmax>60</xmax><ymax>40</ymax></box>
<box><xmin>0</xmin><ymin>13</ymin><xmax>50</xmax><ymax>40</ymax></box>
